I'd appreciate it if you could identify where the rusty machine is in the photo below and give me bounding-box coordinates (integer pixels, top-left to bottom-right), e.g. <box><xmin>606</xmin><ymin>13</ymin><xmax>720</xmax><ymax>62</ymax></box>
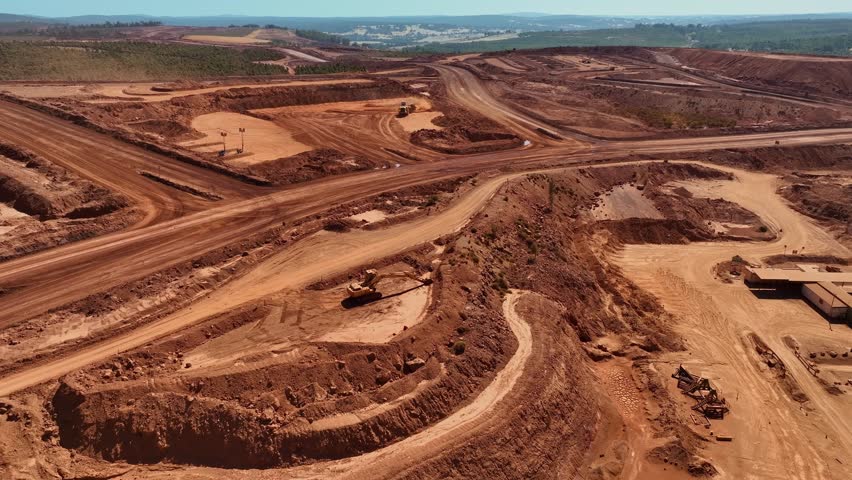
<box><xmin>673</xmin><ymin>366</ymin><xmax>730</xmax><ymax>419</ymax></box>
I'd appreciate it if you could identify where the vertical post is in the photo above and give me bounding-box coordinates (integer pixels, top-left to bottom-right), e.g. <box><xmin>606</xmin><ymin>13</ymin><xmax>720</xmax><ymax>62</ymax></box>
<box><xmin>239</xmin><ymin>127</ymin><xmax>246</xmax><ymax>153</ymax></box>
<box><xmin>220</xmin><ymin>131</ymin><xmax>228</xmax><ymax>154</ymax></box>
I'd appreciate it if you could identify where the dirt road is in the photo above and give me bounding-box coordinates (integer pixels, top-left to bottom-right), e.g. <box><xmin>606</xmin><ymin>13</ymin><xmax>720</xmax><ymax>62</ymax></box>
<box><xmin>434</xmin><ymin>65</ymin><xmax>591</xmax><ymax>145</ymax></box>
<box><xmin>616</xmin><ymin>163</ymin><xmax>852</xmax><ymax>479</ymax></box>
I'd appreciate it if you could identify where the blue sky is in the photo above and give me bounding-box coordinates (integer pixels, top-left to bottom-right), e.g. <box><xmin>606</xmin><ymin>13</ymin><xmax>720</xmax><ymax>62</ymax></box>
<box><xmin>2</xmin><ymin>0</ymin><xmax>850</xmax><ymax>17</ymax></box>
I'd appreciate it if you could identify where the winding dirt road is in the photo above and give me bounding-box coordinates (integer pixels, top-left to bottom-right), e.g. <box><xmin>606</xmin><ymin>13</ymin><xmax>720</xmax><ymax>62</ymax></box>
<box><xmin>433</xmin><ymin>65</ymin><xmax>588</xmax><ymax>144</ymax></box>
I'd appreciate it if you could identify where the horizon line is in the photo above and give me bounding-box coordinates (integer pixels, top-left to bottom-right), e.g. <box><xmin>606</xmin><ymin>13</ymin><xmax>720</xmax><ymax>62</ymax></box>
<box><xmin>6</xmin><ymin>11</ymin><xmax>852</xmax><ymax>19</ymax></box>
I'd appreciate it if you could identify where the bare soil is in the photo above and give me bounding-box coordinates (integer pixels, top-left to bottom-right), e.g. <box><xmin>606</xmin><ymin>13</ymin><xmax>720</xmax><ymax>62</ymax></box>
<box><xmin>1</xmin><ymin>46</ymin><xmax>852</xmax><ymax>480</ymax></box>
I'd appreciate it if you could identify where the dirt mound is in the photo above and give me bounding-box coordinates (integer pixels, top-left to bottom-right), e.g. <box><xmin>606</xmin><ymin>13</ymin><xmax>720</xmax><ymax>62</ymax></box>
<box><xmin>585</xmin><ymin>81</ymin><xmax>840</xmax><ymax>129</ymax></box>
<box><xmin>150</xmin><ymin>80</ymin><xmax>206</xmax><ymax>92</ymax></box>
<box><xmin>582</xmin><ymin>162</ymin><xmax>770</xmax><ymax>242</ymax></box>
<box><xmin>764</xmin><ymin>254</ymin><xmax>848</xmax><ymax>266</ymax></box>
<box><xmin>54</xmin><ymin>356</ymin><xmax>457</xmax><ymax>467</ymax></box>
<box><xmin>779</xmin><ymin>171</ymin><xmax>852</xmax><ymax>247</ymax></box>
<box><xmin>411</xmin><ymin>126</ymin><xmax>522</xmax><ymax>154</ymax></box>
<box><xmin>668</xmin><ymin>48</ymin><xmax>852</xmax><ymax>99</ymax></box>
<box><xmin>597</xmin><ymin>218</ymin><xmax>710</xmax><ymax>244</ymax></box>
<box><xmin>649</xmin><ymin>439</ymin><xmax>717</xmax><ymax>477</ymax></box>
<box><xmin>695</xmin><ymin>144</ymin><xmax>852</xmax><ymax>172</ymax></box>
<box><xmin>127</xmin><ymin>119</ymin><xmax>198</xmax><ymax>141</ymax></box>
<box><xmin>246</xmin><ymin>149</ymin><xmax>384</xmax><ymax>186</ymax></box>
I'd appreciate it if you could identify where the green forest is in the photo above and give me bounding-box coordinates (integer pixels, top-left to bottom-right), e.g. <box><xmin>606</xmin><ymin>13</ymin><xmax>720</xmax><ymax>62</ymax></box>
<box><xmin>0</xmin><ymin>41</ymin><xmax>288</xmax><ymax>81</ymax></box>
<box><xmin>404</xmin><ymin>20</ymin><xmax>852</xmax><ymax>56</ymax></box>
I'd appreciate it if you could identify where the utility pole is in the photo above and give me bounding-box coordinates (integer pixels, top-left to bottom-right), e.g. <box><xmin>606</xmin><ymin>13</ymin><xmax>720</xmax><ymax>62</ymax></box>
<box><xmin>220</xmin><ymin>131</ymin><xmax>228</xmax><ymax>154</ymax></box>
<box><xmin>239</xmin><ymin>127</ymin><xmax>246</xmax><ymax>153</ymax></box>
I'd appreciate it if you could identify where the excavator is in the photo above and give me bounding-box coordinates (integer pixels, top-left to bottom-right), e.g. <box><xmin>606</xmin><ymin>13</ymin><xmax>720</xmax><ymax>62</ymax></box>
<box><xmin>347</xmin><ymin>269</ymin><xmax>433</xmax><ymax>299</ymax></box>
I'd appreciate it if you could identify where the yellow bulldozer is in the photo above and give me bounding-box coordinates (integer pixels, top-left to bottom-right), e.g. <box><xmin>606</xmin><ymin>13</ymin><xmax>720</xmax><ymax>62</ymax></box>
<box><xmin>347</xmin><ymin>269</ymin><xmax>433</xmax><ymax>299</ymax></box>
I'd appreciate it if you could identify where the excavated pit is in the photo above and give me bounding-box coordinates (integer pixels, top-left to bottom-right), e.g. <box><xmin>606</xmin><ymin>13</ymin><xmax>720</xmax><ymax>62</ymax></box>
<box><xmin>41</xmin><ymin>162</ymin><xmax>755</xmax><ymax>473</ymax></box>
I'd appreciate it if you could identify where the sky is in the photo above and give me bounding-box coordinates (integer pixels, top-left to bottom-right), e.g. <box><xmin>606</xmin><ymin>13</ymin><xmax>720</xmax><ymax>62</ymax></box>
<box><xmin>2</xmin><ymin>0</ymin><xmax>850</xmax><ymax>18</ymax></box>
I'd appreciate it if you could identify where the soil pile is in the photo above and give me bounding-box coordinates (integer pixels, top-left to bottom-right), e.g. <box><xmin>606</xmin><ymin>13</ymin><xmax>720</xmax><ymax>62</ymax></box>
<box><xmin>780</xmin><ymin>171</ymin><xmax>852</xmax><ymax>247</ymax></box>
<box><xmin>695</xmin><ymin>144</ymin><xmax>852</xmax><ymax>172</ymax></box>
<box><xmin>246</xmin><ymin>149</ymin><xmax>385</xmax><ymax>186</ymax></box>
<box><xmin>411</xmin><ymin>126</ymin><xmax>522</xmax><ymax>154</ymax></box>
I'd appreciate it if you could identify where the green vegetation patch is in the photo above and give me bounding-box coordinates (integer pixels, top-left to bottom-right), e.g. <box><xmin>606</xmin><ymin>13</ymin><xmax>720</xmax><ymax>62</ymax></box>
<box><xmin>1</xmin><ymin>21</ymin><xmax>162</xmax><ymax>40</ymax></box>
<box><xmin>0</xmin><ymin>41</ymin><xmax>288</xmax><ymax>81</ymax></box>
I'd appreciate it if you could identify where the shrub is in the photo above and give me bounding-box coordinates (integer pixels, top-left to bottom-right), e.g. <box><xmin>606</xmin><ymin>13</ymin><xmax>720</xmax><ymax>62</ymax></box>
<box><xmin>453</xmin><ymin>341</ymin><xmax>466</xmax><ymax>355</ymax></box>
<box><xmin>424</xmin><ymin>195</ymin><xmax>439</xmax><ymax>207</ymax></box>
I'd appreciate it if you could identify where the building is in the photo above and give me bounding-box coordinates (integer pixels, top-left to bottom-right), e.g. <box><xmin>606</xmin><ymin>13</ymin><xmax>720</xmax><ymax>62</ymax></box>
<box><xmin>745</xmin><ymin>265</ymin><xmax>852</xmax><ymax>324</ymax></box>
<box><xmin>744</xmin><ymin>267</ymin><xmax>852</xmax><ymax>287</ymax></box>
<box><xmin>801</xmin><ymin>282</ymin><xmax>852</xmax><ymax>321</ymax></box>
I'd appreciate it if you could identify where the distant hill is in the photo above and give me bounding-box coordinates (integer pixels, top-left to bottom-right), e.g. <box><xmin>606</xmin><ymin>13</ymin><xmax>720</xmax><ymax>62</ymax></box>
<box><xmin>0</xmin><ymin>13</ymin><xmax>58</xmax><ymax>33</ymax></box>
<box><xmin>1</xmin><ymin>12</ymin><xmax>851</xmax><ymax>50</ymax></box>
<box><xmin>0</xmin><ymin>13</ymin><xmax>49</xmax><ymax>23</ymax></box>
<box><xmin>4</xmin><ymin>12</ymin><xmax>847</xmax><ymax>31</ymax></box>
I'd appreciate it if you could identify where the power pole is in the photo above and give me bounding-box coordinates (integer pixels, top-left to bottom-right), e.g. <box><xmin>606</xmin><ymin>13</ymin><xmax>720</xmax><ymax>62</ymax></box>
<box><xmin>220</xmin><ymin>131</ymin><xmax>228</xmax><ymax>154</ymax></box>
<box><xmin>239</xmin><ymin>127</ymin><xmax>246</xmax><ymax>153</ymax></box>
